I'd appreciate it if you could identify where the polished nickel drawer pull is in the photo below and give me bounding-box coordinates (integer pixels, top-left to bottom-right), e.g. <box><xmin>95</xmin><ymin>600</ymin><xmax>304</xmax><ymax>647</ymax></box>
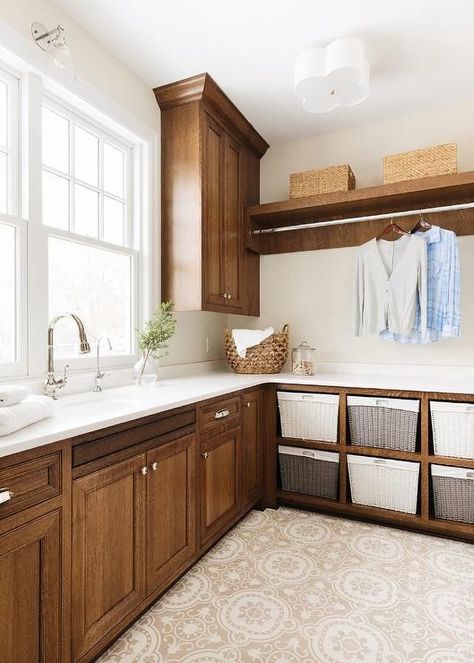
<box><xmin>0</xmin><ymin>489</ymin><xmax>13</xmax><ymax>505</ymax></box>
<box><xmin>214</xmin><ymin>408</ymin><xmax>230</xmax><ymax>419</ymax></box>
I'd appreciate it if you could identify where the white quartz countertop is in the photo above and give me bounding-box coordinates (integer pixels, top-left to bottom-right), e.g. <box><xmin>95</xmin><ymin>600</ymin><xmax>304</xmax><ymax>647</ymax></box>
<box><xmin>1</xmin><ymin>370</ymin><xmax>474</xmax><ymax>459</ymax></box>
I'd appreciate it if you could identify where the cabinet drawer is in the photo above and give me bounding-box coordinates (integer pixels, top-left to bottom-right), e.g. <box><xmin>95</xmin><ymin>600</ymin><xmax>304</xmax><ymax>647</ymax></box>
<box><xmin>199</xmin><ymin>396</ymin><xmax>241</xmax><ymax>435</ymax></box>
<box><xmin>0</xmin><ymin>452</ymin><xmax>62</xmax><ymax>519</ymax></box>
<box><xmin>73</xmin><ymin>409</ymin><xmax>196</xmax><ymax>467</ymax></box>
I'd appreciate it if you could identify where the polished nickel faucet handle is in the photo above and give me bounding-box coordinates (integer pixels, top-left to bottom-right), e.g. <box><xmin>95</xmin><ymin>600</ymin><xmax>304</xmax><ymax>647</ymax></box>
<box><xmin>94</xmin><ymin>337</ymin><xmax>112</xmax><ymax>392</ymax></box>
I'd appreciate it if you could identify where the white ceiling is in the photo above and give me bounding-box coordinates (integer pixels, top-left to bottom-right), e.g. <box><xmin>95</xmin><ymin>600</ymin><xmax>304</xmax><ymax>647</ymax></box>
<box><xmin>53</xmin><ymin>0</ymin><xmax>474</xmax><ymax>144</ymax></box>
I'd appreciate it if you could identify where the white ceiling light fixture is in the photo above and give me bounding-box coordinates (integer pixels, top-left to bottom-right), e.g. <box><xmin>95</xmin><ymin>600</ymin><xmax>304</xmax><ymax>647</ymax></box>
<box><xmin>295</xmin><ymin>38</ymin><xmax>369</xmax><ymax>113</ymax></box>
<box><xmin>31</xmin><ymin>22</ymin><xmax>74</xmax><ymax>73</ymax></box>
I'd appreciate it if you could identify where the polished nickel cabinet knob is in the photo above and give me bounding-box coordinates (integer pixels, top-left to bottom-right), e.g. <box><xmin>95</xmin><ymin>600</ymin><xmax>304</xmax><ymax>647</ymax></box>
<box><xmin>151</xmin><ymin>462</ymin><xmax>158</xmax><ymax>471</ymax></box>
<box><xmin>0</xmin><ymin>488</ymin><xmax>13</xmax><ymax>505</ymax></box>
<box><xmin>202</xmin><ymin>452</ymin><xmax>209</xmax><ymax>460</ymax></box>
<box><xmin>141</xmin><ymin>466</ymin><xmax>148</xmax><ymax>476</ymax></box>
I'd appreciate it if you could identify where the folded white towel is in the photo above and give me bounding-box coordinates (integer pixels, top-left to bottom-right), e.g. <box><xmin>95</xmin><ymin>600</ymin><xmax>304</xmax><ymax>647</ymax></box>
<box><xmin>0</xmin><ymin>396</ymin><xmax>54</xmax><ymax>436</ymax></box>
<box><xmin>0</xmin><ymin>385</ymin><xmax>28</xmax><ymax>407</ymax></box>
<box><xmin>232</xmin><ymin>327</ymin><xmax>274</xmax><ymax>358</ymax></box>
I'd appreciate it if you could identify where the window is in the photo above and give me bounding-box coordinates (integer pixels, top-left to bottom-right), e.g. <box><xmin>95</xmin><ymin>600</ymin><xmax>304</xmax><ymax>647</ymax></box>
<box><xmin>42</xmin><ymin>100</ymin><xmax>136</xmax><ymax>361</ymax></box>
<box><xmin>0</xmin><ymin>48</ymin><xmax>150</xmax><ymax>383</ymax></box>
<box><xmin>0</xmin><ymin>65</ymin><xmax>22</xmax><ymax>374</ymax></box>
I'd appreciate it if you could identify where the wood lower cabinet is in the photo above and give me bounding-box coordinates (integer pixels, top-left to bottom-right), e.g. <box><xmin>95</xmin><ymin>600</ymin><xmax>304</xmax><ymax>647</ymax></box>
<box><xmin>72</xmin><ymin>454</ymin><xmax>146</xmax><ymax>660</ymax></box>
<box><xmin>242</xmin><ymin>389</ymin><xmax>263</xmax><ymax>507</ymax></box>
<box><xmin>200</xmin><ymin>427</ymin><xmax>241</xmax><ymax>545</ymax></box>
<box><xmin>146</xmin><ymin>434</ymin><xmax>197</xmax><ymax>593</ymax></box>
<box><xmin>0</xmin><ymin>509</ymin><xmax>62</xmax><ymax>663</ymax></box>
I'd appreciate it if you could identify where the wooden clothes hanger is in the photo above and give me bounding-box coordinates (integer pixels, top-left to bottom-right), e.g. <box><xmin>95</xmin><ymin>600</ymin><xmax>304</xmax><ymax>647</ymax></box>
<box><xmin>410</xmin><ymin>211</ymin><xmax>432</xmax><ymax>234</ymax></box>
<box><xmin>376</xmin><ymin>217</ymin><xmax>410</xmax><ymax>241</ymax></box>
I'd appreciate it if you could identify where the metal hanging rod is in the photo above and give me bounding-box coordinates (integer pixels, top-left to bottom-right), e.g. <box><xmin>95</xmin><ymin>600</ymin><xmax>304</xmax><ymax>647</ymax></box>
<box><xmin>251</xmin><ymin>201</ymin><xmax>474</xmax><ymax>235</ymax></box>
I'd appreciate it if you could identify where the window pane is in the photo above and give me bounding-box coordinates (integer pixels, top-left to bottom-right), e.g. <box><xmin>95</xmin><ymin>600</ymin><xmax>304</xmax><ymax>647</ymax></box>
<box><xmin>49</xmin><ymin>237</ymin><xmax>132</xmax><ymax>357</ymax></box>
<box><xmin>104</xmin><ymin>143</ymin><xmax>124</xmax><ymax>197</ymax></box>
<box><xmin>0</xmin><ymin>152</ymin><xmax>7</xmax><ymax>214</ymax></box>
<box><xmin>43</xmin><ymin>171</ymin><xmax>69</xmax><ymax>230</ymax></box>
<box><xmin>42</xmin><ymin>107</ymin><xmax>69</xmax><ymax>173</ymax></box>
<box><xmin>104</xmin><ymin>196</ymin><xmax>124</xmax><ymax>245</ymax></box>
<box><xmin>75</xmin><ymin>126</ymin><xmax>98</xmax><ymax>186</ymax></box>
<box><xmin>75</xmin><ymin>184</ymin><xmax>98</xmax><ymax>238</ymax></box>
<box><xmin>0</xmin><ymin>80</ymin><xmax>7</xmax><ymax>148</ymax></box>
<box><xmin>0</xmin><ymin>223</ymin><xmax>16</xmax><ymax>363</ymax></box>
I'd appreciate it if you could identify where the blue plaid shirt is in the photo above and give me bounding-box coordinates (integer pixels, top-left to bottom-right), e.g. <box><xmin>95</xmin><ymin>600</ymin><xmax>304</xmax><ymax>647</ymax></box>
<box><xmin>380</xmin><ymin>226</ymin><xmax>461</xmax><ymax>344</ymax></box>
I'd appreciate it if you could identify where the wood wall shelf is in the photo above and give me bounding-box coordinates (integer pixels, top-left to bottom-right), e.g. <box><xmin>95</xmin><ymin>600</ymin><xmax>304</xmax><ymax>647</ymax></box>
<box><xmin>247</xmin><ymin>171</ymin><xmax>474</xmax><ymax>254</ymax></box>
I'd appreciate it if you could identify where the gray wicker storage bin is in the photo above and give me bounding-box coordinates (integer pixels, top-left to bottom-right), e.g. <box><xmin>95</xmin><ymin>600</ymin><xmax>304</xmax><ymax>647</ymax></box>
<box><xmin>432</xmin><ymin>464</ymin><xmax>474</xmax><ymax>524</ymax></box>
<box><xmin>278</xmin><ymin>446</ymin><xmax>339</xmax><ymax>499</ymax></box>
<box><xmin>347</xmin><ymin>396</ymin><xmax>419</xmax><ymax>452</ymax></box>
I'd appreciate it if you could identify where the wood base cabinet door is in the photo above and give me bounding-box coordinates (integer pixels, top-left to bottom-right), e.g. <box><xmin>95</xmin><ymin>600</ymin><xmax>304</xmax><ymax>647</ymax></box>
<box><xmin>146</xmin><ymin>435</ymin><xmax>197</xmax><ymax>594</ymax></box>
<box><xmin>72</xmin><ymin>454</ymin><xmax>146</xmax><ymax>660</ymax></box>
<box><xmin>242</xmin><ymin>390</ymin><xmax>262</xmax><ymax>507</ymax></box>
<box><xmin>200</xmin><ymin>428</ymin><xmax>241</xmax><ymax>545</ymax></box>
<box><xmin>0</xmin><ymin>510</ymin><xmax>62</xmax><ymax>663</ymax></box>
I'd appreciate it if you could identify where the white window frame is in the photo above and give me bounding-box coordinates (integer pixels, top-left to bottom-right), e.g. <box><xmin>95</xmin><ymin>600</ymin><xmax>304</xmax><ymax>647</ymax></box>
<box><xmin>0</xmin><ymin>30</ymin><xmax>156</xmax><ymax>384</ymax></box>
<box><xmin>0</xmin><ymin>63</ymin><xmax>28</xmax><ymax>378</ymax></box>
<box><xmin>41</xmin><ymin>94</ymin><xmax>139</xmax><ymax>372</ymax></box>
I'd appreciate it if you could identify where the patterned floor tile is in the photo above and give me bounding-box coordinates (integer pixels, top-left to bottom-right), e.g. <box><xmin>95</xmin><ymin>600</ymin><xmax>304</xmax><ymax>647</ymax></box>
<box><xmin>98</xmin><ymin>508</ymin><xmax>474</xmax><ymax>663</ymax></box>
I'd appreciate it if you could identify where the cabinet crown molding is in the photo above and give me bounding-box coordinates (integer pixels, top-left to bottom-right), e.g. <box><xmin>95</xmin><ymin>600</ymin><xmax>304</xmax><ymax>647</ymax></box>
<box><xmin>154</xmin><ymin>72</ymin><xmax>269</xmax><ymax>157</ymax></box>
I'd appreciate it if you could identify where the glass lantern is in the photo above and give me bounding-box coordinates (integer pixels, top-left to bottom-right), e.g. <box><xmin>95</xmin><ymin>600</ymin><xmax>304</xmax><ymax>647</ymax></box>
<box><xmin>292</xmin><ymin>340</ymin><xmax>316</xmax><ymax>376</ymax></box>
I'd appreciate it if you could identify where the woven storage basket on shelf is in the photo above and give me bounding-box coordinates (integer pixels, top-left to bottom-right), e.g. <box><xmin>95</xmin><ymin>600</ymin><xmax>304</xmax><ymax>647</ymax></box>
<box><xmin>224</xmin><ymin>325</ymin><xmax>289</xmax><ymax>374</ymax></box>
<box><xmin>432</xmin><ymin>465</ymin><xmax>474</xmax><ymax>524</ymax></box>
<box><xmin>347</xmin><ymin>396</ymin><xmax>419</xmax><ymax>452</ymax></box>
<box><xmin>289</xmin><ymin>164</ymin><xmax>355</xmax><ymax>199</ymax></box>
<box><xmin>383</xmin><ymin>143</ymin><xmax>457</xmax><ymax>184</ymax></box>
<box><xmin>348</xmin><ymin>455</ymin><xmax>420</xmax><ymax>514</ymax></box>
<box><xmin>277</xmin><ymin>392</ymin><xmax>339</xmax><ymax>442</ymax></box>
<box><xmin>431</xmin><ymin>401</ymin><xmax>474</xmax><ymax>459</ymax></box>
<box><xmin>278</xmin><ymin>446</ymin><xmax>339</xmax><ymax>499</ymax></box>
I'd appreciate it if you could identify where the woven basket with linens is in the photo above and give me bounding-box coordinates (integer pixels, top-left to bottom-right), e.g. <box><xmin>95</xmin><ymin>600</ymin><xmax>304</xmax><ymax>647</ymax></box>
<box><xmin>225</xmin><ymin>325</ymin><xmax>289</xmax><ymax>374</ymax></box>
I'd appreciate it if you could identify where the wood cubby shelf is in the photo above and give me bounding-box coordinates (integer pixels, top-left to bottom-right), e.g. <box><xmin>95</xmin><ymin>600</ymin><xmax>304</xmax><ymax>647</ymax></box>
<box><xmin>266</xmin><ymin>383</ymin><xmax>474</xmax><ymax>543</ymax></box>
<box><xmin>247</xmin><ymin>171</ymin><xmax>474</xmax><ymax>254</ymax></box>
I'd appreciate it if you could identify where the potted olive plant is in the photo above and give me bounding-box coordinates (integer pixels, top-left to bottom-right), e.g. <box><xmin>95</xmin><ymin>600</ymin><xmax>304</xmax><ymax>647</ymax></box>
<box><xmin>134</xmin><ymin>301</ymin><xmax>177</xmax><ymax>385</ymax></box>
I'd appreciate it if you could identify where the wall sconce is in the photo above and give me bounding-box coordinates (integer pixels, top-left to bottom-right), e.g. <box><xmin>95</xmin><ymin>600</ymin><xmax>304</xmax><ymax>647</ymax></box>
<box><xmin>295</xmin><ymin>38</ymin><xmax>369</xmax><ymax>113</ymax></box>
<box><xmin>31</xmin><ymin>22</ymin><xmax>74</xmax><ymax>73</ymax></box>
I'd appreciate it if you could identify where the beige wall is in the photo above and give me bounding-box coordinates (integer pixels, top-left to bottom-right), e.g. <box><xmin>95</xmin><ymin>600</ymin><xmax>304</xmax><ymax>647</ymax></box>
<box><xmin>1</xmin><ymin>0</ymin><xmax>226</xmax><ymax>367</ymax></box>
<box><xmin>230</xmin><ymin>100</ymin><xmax>474</xmax><ymax>371</ymax></box>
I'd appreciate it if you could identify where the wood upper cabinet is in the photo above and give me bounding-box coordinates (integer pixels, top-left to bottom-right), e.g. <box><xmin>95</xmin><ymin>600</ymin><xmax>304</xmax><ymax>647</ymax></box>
<box><xmin>0</xmin><ymin>509</ymin><xmax>62</xmax><ymax>663</ymax></box>
<box><xmin>242</xmin><ymin>389</ymin><xmax>263</xmax><ymax>507</ymax></box>
<box><xmin>146</xmin><ymin>434</ymin><xmax>197</xmax><ymax>594</ymax></box>
<box><xmin>200</xmin><ymin>427</ymin><xmax>241</xmax><ymax>545</ymax></box>
<box><xmin>155</xmin><ymin>73</ymin><xmax>268</xmax><ymax>316</ymax></box>
<box><xmin>72</xmin><ymin>454</ymin><xmax>146</xmax><ymax>660</ymax></box>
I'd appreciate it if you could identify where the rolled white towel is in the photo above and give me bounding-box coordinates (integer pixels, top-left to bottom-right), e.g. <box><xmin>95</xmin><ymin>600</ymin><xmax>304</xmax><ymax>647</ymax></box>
<box><xmin>0</xmin><ymin>395</ymin><xmax>54</xmax><ymax>436</ymax></box>
<box><xmin>0</xmin><ymin>385</ymin><xmax>28</xmax><ymax>407</ymax></box>
<box><xmin>232</xmin><ymin>327</ymin><xmax>274</xmax><ymax>358</ymax></box>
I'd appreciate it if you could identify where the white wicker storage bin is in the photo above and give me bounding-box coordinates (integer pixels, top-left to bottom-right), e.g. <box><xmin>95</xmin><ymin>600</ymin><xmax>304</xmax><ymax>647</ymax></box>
<box><xmin>347</xmin><ymin>396</ymin><xmax>419</xmax><ymax>451</ymax></box>
<box><xmin>348</xmin><ymin>454</ymin><xmax>420</xmax><ymax>514</ymax></box>
<box><xmin>279</xmin><ymin>446</ymin><xmax>339</xmax><ymax>499</ymax></box>
<box><xmin>277</xmin><ymin>392</ymin><xmax>339</xmax><ymax>442</ymax></box>
<box><xmin>431</xmin><ymin>401</ymin><xmax>474</xmax><ymax>459</ymax></box>
<box><xmin>432</xmin><ymin>464</ymin><xmax>474</xmax><ymax>524</ymax></box>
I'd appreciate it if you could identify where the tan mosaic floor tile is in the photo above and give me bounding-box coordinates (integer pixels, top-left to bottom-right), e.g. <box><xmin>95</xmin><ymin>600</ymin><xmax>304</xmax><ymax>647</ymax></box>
<box><xmin>98</xmin><ymin>507</ymin><xmax>474</xmax><ymax>663</ymax></box>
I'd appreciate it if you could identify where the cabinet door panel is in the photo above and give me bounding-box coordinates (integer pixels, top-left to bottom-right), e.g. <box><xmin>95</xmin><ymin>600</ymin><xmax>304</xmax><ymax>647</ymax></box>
<box><xmin>223</xmin><ymin>135</ymin><xmax>243</xmax><ymax>310</ymax></box>
<box><xmin>146</xmin><ymin>435</ymin><xmax>197</xmax><ymax>594</ymax></box>
<box><xmin>242</xmin><ymin>390</ymin><xmax>262</xmax><ymax>506</ymax></box>
<box><xmin>72</xmin><ymin>454</ymin><xmax>146</xmax><ymax>659</ymax></box>
<box><xmin>0</xmin><ymin>510</ymin><xmax>62</xmax><ymax>663</ymax></box>
<box><xmin>202</xmin><ymin>116</ymin><xmax>225</xmax><ymax>308</ymax></box>
<box><xmin>201</xmin><ymin>428</ymin><xmax>241</xmax><ymax>544</ymax></box>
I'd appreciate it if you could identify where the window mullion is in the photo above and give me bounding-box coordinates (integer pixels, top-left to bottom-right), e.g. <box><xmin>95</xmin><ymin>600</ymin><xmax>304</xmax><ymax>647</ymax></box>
<box><xmin>24</xmin><ymin>72</ymin><xmax>48</xmax><ymax>379</ymax></box>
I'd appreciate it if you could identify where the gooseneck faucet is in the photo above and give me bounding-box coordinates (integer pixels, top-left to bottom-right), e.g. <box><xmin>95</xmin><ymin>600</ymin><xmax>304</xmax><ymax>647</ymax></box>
<box><xmin>94</xmin><ymin>336</ymin><xmax>112</xmax><ymax>392</ymax></box>
<box><xmin>44</xmin><ymin>312</ymin><xmax>91</xmax><ymax>399</ymax></box>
